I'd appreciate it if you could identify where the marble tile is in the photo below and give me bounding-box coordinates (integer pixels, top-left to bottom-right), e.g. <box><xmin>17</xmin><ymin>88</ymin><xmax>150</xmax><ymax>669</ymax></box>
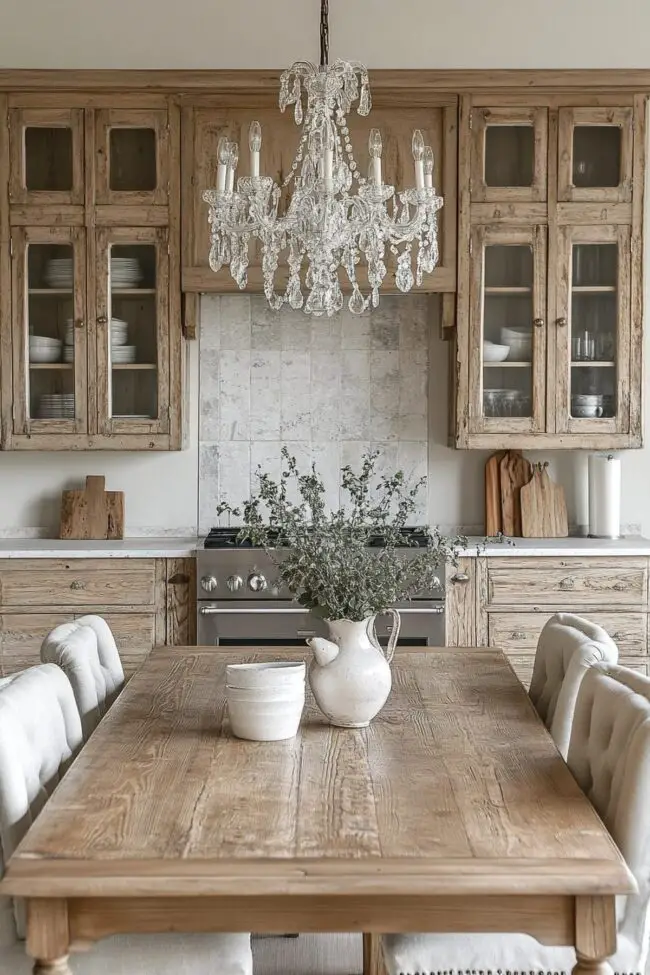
<box><xmin>399</xmin><ymin>350</ymin><xmax>428</xmax><ymax>415</ymax></box>
<box><xmin>219</xmin><ymin>295</ymin><xmax>252</xmax><ymax>350</ymax></box>
<box><xmin>218</xmin><ymin>350</ymin><xmax>250</xmax><ymax>441</ymax></box>
<box><xmin>311</xmin><ymin>441</ymin><xmax>342</xmax><ymax>512</ymax></box>
<box><xmin>370</xmin><ymin>382</ymin><xmax>400</xmax><ymax>441</ymax></box>
<box><xmin>199</xmin><ymin>348</ymin><xmax>220</xmax><ymax>441</ymax></box>
<box><xmin>250</xmin><ymin>352</ymin><xmax>282</xmax><ymax>440</ymax></box>
<box><xmin>369</xmin><ymin>442</ymin><xmax>400</xmax><ymax>484</ymax></box>
<box><xmin>341</xmin><ymin>350</ymin><xmax>370</xmax><ymax>382</ymax></box>
<box><xmin>218</xmin><ymin>442</ymin><xmax>252</xmax><ymax>511</ymax></box>
<box><xmin>399</xmin><ymin>296</ymin><xmax>430</xmax><ymax>350</ymax></box>
<box><xmin>370</xmin><ymin>306</ymin><xmax>400</xmax><ymax>350</ymax></box>
<box><xmin>198</xmin><ymin>442</ymin><xmax>220</xmax><ymax>534</ymax></box>
<box><xmin>398</xmin><ymin>412</ymin><xmax>428</xmax><ymax>441</ymax></box>
<box><xmin>341</xmin><ymin>313</ymin><xmax>371</xmax><ymax>350</ymax></box>
<box><xmin>250</xmin><ymin>442</ymin><xmax>283</xmax><ymax>491</ymax></box>
<box><xmin>199</xmin><ymin>295</ymin><xmax>221</xmax><ymax>352</ymax></box>
<box><xmin>370</xmin><ymin>351</ymin><xmax>400</xmax><ymax>383</ymax></box>
<box><xmin>281</xmin><ymin>441</ymin><xmax>313</xmax><ymax>506</ymax></box>
<box><xmin>339</xmin><ymin>383</ymin><xmax>370</xmax><ymax>439</ymax></box>
<box><xmin>311</xmin><ymin>316</ymin><xmax>342</xmax><ymax>351</ymax></box>
<box><xmin>281</xmin><ymin>352</ymin><xmax>311</xmax><ymax>441</ymax></box>
<box><xmin>281</xmin><ymin>314</ymin><xmax>312</xmax><ymax>351</ymax></box>
<box><xmin>340</xmin><ymin>440</ymin><xmax>371</xmax><ymax>477</ymax></box>
<box><xmin>398</xmin><ymin>440</ymin><xmax>429</xmax><ymax>522</ymax></box>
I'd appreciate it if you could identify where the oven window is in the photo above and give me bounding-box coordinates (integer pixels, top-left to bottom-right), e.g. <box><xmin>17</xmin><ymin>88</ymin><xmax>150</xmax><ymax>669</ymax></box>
<box><xmin>212</xmin><ymin>637</ymin><xmax>428</xmax><ymax>647</ymax></box>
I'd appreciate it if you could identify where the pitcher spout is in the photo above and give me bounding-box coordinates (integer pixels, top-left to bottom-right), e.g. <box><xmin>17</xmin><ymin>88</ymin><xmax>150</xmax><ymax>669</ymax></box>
<box><xmin>307</xmin><ymin>637</ymin><xmax>340</xmax><ymax>667</ymax></box>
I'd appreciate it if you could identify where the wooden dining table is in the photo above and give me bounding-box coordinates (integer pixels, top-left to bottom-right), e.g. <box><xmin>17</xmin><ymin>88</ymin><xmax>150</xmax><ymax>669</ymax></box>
<box><xmin>1</xmin><ymin>646</ymin><xmax>635</xmax><ymax>975</ymax></box>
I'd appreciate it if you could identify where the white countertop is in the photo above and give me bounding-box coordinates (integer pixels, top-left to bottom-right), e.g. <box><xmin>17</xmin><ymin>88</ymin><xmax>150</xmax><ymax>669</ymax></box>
<box><xmin>0</xmin><ymin>538</ymin><xmax>200</xmax><ymax>559</ymax></box>
<box><xmin>458</xmin><ymin>536</ymin><xmax>650</xmax><ymax>558</ymax></box>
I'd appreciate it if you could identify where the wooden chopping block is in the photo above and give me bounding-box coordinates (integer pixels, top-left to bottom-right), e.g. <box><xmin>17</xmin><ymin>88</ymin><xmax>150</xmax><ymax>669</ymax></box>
<box><xmin>60</xmin><ymin>476</ymin><xmax>124</xmax><ymax>540</ymax></box>
<box><xmin>499</xmin><ymin>450</ymin><xmax>533</xmax><ymax>537</ymax></box>
<box><xmin>485</xmin><ymin>450</ymin><xmax>507</xmax><ymax>536</ymax></box>
<box><xmin>520</xmin><ymin>462</ymin><xmax>569</xmax><ymax>538</ymax></box>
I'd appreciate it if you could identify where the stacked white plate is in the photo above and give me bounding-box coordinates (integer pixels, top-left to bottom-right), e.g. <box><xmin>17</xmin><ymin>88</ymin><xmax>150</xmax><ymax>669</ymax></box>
<box><xmin>225</xmin><ymin>662</ymin><xmax>306</xmax><ymax>741</ymax></box>
<box><xmin>110</xmin><ymin>319</ymin><xmax>129</xmax><ymax>346</ymax></box>
<box><xmin>45</xmin><ymin>258</ymin><xmax>73</xmax><ymax>289</ymax></box>
<box><xmin>29</xmin><ymin>335</ymin><xmax>62</xmax><ymax>364</ymax></box>
<box><xmin>112</xmin><ymin>344</ymin><xmax>137</xmax><ymax>364</ymax></box>
<box><xmin>38</xmin><ymin>393</ymin><xmax>75</xmax><ymax>419</ymax></box>
<box><xmin>111</xmin><ymin>258</ymin><xmax>141</xmax><ymax>289</ymax></box>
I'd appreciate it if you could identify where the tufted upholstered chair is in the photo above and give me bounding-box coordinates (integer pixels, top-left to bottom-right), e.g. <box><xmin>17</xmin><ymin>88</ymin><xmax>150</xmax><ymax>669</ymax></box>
<box><xmin>528</xmin><ymin>612</ymin><xmax>618</xmax><ymax>758</ymax></box>
<box><xmin>41</xmin><ymin>616</ymin><xmax>125</xmax><ymax>741</ymax></box>
<box><xmin>0</xmin><ymin>662</ymin><xmax>252</xmax><ymax>974</ymax></box>
<box><xmin>382</xmin><ymin>663</ymin><xmax>650</xmax><ymax>975</ymax></box>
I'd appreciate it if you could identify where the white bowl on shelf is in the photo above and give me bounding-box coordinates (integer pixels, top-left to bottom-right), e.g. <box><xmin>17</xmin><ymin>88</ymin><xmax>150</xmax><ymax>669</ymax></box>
<box><xmin>483</xmin><ymin>342</ymin><xmax>510</xmax><ymax>362</ymax></box>
<box><xmin>29</xmin><ymin>347</ymin><xmax>61</xmax><ymax>364</ymax></box>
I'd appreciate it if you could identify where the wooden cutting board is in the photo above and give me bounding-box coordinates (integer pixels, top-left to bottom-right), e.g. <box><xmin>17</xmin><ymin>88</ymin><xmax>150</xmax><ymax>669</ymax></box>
<box><xmin>60</xmin><ymin>476</ymin><xmax>124</xmax><ymax>540</ymax></box>
<box><xmin>499</xmin><ymin>450</ymin><xmax>532</xmax><ymax>537</ymax></box>
<box><xmin>520</xmin><ymin>462</ymin><xmax>569</xmax><ymax>538</ymax></box>
<box><xmin>485</xmin><ymin>450</ymin><xmax>506</xmax><ymax>536</ymax></box>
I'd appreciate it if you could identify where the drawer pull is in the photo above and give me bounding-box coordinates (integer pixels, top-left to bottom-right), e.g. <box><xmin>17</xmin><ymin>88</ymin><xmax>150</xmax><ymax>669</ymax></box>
<box><xmin>69</xmin><ymin>580</ymin><xmax>85</xmax><ymax>591</ymax></box>
<box><xmin>559</xmin><ymin>576</ymin><xmax>575</xmax><ymax>591</ymax></box>
<box><xmin>510</xmin><ymin>631</ymin><xmax>526</xmax><ymax>641</ymax></box>
<box><xmin>451</xmin><ymin>572</ymin><xmax>470</xmax><ymax>583</ymax></box>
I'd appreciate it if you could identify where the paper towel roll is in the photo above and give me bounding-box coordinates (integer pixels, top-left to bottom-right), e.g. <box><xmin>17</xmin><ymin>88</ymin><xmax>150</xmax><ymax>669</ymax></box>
<box><xmin>588</xmin><ymin>453</ymin><xmax>621</xmax><ymax>539</ymax></box>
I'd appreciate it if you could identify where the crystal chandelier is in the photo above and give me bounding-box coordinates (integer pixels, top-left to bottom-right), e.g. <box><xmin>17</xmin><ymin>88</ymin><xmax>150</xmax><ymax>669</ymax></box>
<box><xmin>203</xmin><ymin>0</ymin><xmax>443</xmax><ymax>317</ymax></box>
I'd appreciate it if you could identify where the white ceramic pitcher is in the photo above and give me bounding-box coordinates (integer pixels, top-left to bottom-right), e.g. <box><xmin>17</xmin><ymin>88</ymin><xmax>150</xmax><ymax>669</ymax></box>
<box><xmin>307</xmin><ymin>609</ymin><xmax>400</xmax><ymax>728</ymax></box>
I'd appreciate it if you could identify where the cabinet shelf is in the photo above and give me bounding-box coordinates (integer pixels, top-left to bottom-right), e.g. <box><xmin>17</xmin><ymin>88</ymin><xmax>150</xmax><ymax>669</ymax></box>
<box><xmin>111</xmin><ymin>363</ymin><xmax>157</xmax><ymax>370</ymax></box>
<box><xmin>571</xmin><ymin>286</ymin><xmax>617</xmax><ymax>293</ymax></box>
<box><xmin>484</xmin><ymin>287</ymin><xmax>532</xmax><ymax>294</ymax></box>
<box><xmin>29</xmin><ymin>289</ymin><xmax>74</xmax><ymax>296</ymax></box>
<box><xmin>110</xmin><ymin>288</ymin><xmax>157</xmax><ymax>296</ymax></box>
<box><xmin>483</xmin><ymin>361</ymin><xmax>531</xmax><ymax>368</ymax></box>
<box><xmin>29</xmin><ymin>362</ymin><xmax>73</xmax><ymax>370</ymax></box>
<box><xmin>571</xmin><ymin>361</ymin><xmax>616</xmax><ymax>368</ymax></box>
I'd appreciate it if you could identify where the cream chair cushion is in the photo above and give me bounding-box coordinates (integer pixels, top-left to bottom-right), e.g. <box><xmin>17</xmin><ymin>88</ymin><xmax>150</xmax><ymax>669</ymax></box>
<box><xmin>382</xmin><ymin>664</ymin><xmax>650</xmax><ymax>975</ymax></box>
<box><xmin>74</xmin><ymin>614</ymin><xmax>125</xmax><ymax>697</ymax></box>
<box><xmin>529</xmin><ymin>612</ymin><xmax>618</xmax><ymax>758</ymax></box>
<box><xmin>0</xmin><ymin>663</ymin><xmax>252</xmax><ymax>975</ymax></box>
<box><xmin>41</xmin><ymin>619</ymin><xmax>123</xmax><ymax>741</ymax></box>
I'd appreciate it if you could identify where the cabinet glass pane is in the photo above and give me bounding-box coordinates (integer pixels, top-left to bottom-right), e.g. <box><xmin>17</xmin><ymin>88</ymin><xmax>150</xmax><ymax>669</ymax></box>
<box><xmin>26</xmin><ymin>243</ymin><xmax>75</xmax><ymax>420</ymax></box>
<box><xmin>573</xmin><ymin>127</ymin><xmax>621</xmax><ymax>188</ymax></box>
<box><xmin>109</xmin><ymin>128</ymin><xmax>157</xmax><ymax>191</ymax></box>
<box><xmin>485</xmin><ymin>126</ymin><xmax>534</xmax><ymax>187</ymax></box>
<box><xmin>25</xmin><ymin>127</ymin><xmax>73</xmax><ymax>191</ymax></box>
<box><xmin>107</xmin><ymin>243</ymin><xmax>158</xmax><ymax>420</ymax></box>
<box><xmin>570</xmin><ymin>243</ymin><xmax>618</xmax><ymax>419</ymax></box>
<box><xmin>482</xmin><ymin>244</ymin><xmax>533</xmax><ymax>418</ymax></box>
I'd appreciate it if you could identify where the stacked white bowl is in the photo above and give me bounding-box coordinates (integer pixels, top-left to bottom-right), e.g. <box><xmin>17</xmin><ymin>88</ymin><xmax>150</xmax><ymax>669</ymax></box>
<box><xmin>225</xmin><ymin>661</ymin><xmax>306</xmax><ymax>741</ymax></box>
<box><xmin>29</xmin><ymin>335</ymin><xmax>62</xmax><ymax>363</ymax></box>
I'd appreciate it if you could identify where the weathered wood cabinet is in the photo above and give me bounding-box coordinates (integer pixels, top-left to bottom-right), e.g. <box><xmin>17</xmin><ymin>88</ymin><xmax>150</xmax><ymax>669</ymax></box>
<box><xmin>0</xmin><ymin>556</ymin><xmax>196</xmax><ymax>678</ymax></box>
<box><xmin>0</xmin><ymin>95</ymin><xmax>184</xmax><ymax>450</ymax></box>
<box><xmin>446</xmin><ymin>554</ymin><xmax>650</xmax><ymax>686</ymax></box>
<box><xmin>454</xmin><ymin>94</ymin><xmax>645</xmax><ymax>449</ymax></box>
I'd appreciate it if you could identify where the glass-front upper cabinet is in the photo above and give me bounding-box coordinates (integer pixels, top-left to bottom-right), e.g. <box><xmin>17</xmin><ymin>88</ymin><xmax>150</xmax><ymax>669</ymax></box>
<box><xmin>10</xmin><ymin>227</ymin><xmax>87</xmax><ymax>436</ymax></box>
<box><xmin>558</xmin><ymin>108</ymin><xmax>633</xmax><ymax>202</ymax></box>
<box><xmin>9</xmin><ymin>108</ymin><xmax>84</xmax><ymax>206</ymax></box>
<box><xmin>469</xmin><ymin>225</ymin><xmax>547</xmax><ymax>433</ymax></box>
<box><xmin>95</xmin><ymin>109</ymin><xmax>169</xmax><ymax>206</ymax></box>
<box><xmin>470</xmin><ymin>108</ymin><xmax>548</xmax><ymax>202</ymax></box>
<box><xmin>95</xmin><ymin>227</ymin><xmax>170</xmax><ymax>437</ymax></box>
<box><xmin>555</xmin><ymin>225</ymin><xmax>631</xmax><ymax>435</ymax></box>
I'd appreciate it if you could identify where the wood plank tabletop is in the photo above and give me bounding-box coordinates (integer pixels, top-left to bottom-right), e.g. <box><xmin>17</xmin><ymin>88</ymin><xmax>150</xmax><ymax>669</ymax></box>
<box><xmin>1</xmin><ymin>646</ymin><xmax>634</xmax><ymax>900</ymax></box>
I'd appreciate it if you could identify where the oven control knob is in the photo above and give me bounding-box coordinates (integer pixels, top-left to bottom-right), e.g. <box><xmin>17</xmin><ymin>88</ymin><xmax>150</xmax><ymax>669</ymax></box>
<box><xmin>248</xmin><ymin>573</ymin><xmax>268</xmax><ymax>592</ymax></box>
<box><xmin>200</xmin><ymin>574</ymin><xmax>218</xmax><ymax>593</ymax></box>
<box><xmin>226</xmin><ymin>574</ymin><xmax>244</xmax><ymax>592</ymax></box>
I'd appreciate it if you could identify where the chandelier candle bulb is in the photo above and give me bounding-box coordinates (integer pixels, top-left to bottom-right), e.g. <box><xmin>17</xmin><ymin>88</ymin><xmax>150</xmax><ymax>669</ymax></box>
<box><xmin>412</xmin><ymin>129</ymin><xmax>425</xmax><ymax>191</ymax></box>
<box><xmin>424</xmin><ymin>146</ymin><xmax>434</xmax><ymax>190</ymax></box>
<box><xmin>226</xmin><ymin>143</ymin><xmax>239</xmax><ymax>194</ymax></box>
<box><xmin>216</xmin><ymin>137</ymin><xmax>229</xmax><ymax>195</ymax></box>
<box><xmin>249</xmin><ymin>121</ymin><xmax>262</xmax><ymax>178</ymax></box>
<box><xmin>369</xmin><ymin>128</ymin><xmax>383</xmax><ymax>186</ymax></box>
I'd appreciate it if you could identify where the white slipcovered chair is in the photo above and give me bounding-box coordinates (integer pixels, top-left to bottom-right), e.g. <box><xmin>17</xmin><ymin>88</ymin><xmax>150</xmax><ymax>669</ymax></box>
<box><xmin>0</xmin><ymin>663</ymin><xmax>252</xmax><ymax>974</ymax></box>
<box><xmin>41</xmin><ymin>615</ymin><xmax>125</xmax><ymax>741</ymax></box>
<box><xmin>382</xmin><ymin>663</ymin><xmax>650</xmax><ymax>975</ymax></box>
<box><xmin>528</xmin><ymin>612</ymin><xmax>618</xmax><ymax>758</ymax></box>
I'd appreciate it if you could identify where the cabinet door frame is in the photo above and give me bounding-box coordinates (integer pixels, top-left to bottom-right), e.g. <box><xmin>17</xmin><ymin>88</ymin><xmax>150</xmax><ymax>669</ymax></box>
<box><xmin>9</xmin><ymin>107</ymin><xmax>84</xmax><ymax>207</ymax></box>
<box><xmin>470</xmin><ymin>107</ymin><xmax>548</xmax><ymax>203</ymax></box>
<box><xmin>554</xmin><ymin>223</ymin><xmax>631</xmax><ymax>436</ymax></box>
<box><xmin>11</xmin><ymin>225</ymin><xmax>88</xmax><ymax>439</ymax></box>
<box><xmin>558</xmin><ymin>107</ymin><xmax>633</xmax><ymax>203</ymax></box>
<box><xmin>95</xmin><ymin>225</ymin><xmax>170</xmax><ymax>437</ymax></box>
<box><xmin>468</xmin><ymin>223</ymin><xmax>547</xmax><ymax>435</ymax></box>
<box><xmin>95</xmin><ymin>108</ymin><xmax>170</xmax><ymax>207</ymax></box>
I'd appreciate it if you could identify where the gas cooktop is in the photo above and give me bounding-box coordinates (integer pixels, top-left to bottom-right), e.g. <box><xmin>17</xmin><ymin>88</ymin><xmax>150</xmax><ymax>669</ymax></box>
<box><xmin>203</xmin><ymin>526</ymin><xmax>432</xmax><ymax>549</ymax></box>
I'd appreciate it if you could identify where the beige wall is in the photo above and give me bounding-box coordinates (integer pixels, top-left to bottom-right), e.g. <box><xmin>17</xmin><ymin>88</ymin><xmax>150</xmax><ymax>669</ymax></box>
<box><xmin>1</xmin><ymin>0</ymin><xmax>650</xmax><ymax>69</ymax></box>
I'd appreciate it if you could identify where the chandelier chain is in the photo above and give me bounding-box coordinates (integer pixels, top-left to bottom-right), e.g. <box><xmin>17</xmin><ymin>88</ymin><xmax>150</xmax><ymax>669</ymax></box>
<box><xmin>320</xmin><ymin>0</ymin><xmax>329</xmax><ymax>67</ymax></box>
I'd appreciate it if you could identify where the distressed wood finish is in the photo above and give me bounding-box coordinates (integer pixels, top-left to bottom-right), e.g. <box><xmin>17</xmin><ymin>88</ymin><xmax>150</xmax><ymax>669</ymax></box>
<box><xmin>557</xmin><ymin>107</ymin><xmax>634</xmax><ymax>204</ymax></box>
<box><xmin>165</xmin><ymin>557</ymin><xmax>196</xmax><ymax>646</ymax></box>
<box><xmin>94</xmin><ymin>108</ymin><xmax>169</xmax><ymax>207</ymax></box>
<box><xmin>8</xmin><ymin>107</ymin><xmax>84</xmax><ymax>209</ymax></box>
<box><xmin>629</xmin><ymin>95</ymin><xmax>646</xmax><ymax>446</ymax></box>
<box><xmin>486</xmin><ymin>557</ymin><xmax>648</xmax><ymax>608</ymax></box>
<box><xmin>520</xmin><ymin>462</ymin><xmax>569</xmax><ymax>538</ymax></box>
<box><xmin>489</xmin><ymin>610</ymin><xmax>648</xmax><ymax>655</ymax></box>
<box><xmin>470</xmin><ymin>106</ymin><xmax>548</xmax><ymax>203</ymax></box>
<box><xmin>0</xmin><ymin>94</ymin><xmax>11</xmax><ymax>450</ymax></box>
<box><xmin>2</xmin><ymin>648</ymin><xmax>632</xmax><ymax>973</ymax></box>
<box><xmin>0</xmin><ymin>558</ymin><xmax>157</xmax><ymax>608</ymax></box>
<box><xmin>499</xmin><ymin>450</ymin><xmax>533</xmax><ymax>536</ymax></box>
<box><xmin>445</xmin><ymin>560</ymin><xmax>476</xmax><ymax>646</ymax></box>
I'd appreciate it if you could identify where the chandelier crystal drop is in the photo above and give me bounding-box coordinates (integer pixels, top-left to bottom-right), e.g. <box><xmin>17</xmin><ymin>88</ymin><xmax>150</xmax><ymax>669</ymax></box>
<box><xmin>203</xmin><ymin>1</ymin><xmax>443</xmax><ymax>317</ymax></box>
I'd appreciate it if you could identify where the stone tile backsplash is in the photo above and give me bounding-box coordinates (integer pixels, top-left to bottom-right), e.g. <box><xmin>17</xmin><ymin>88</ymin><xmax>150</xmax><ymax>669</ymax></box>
<box><xmin>198</xmin><ymin>295</ymin><xmax>430</xmax><ymax>533</ymax></box>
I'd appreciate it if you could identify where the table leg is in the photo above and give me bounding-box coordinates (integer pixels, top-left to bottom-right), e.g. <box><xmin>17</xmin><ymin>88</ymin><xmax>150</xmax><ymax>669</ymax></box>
<box><xmin>363</xmin><ymin>933</ymin><xmax>385</xmax><ymax>975</ymax></box>
<box><xmin>26</xmin><ymin>899</ymin><xmax>72</xmax><ymax>975</ymax></box>
<box><xmin>572</xmin><ymin>895</ymin><xmax>616</xmax><ymax>975</ymax></box>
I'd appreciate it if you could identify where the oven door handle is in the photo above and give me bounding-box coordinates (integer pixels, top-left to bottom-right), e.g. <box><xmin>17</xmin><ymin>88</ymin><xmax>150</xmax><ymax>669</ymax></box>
<box><xmin>199</xmin><ymin>605</ymin><xmax>445</xmax><ymax>615</ymax></box>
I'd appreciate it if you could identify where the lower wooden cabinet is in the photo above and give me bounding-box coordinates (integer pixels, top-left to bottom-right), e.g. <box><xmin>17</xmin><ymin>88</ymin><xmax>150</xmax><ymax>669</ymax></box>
<box><xmin>0</xmin><ymin>556</ymin><xmax>196</xmax><ymax>679</ymax></box>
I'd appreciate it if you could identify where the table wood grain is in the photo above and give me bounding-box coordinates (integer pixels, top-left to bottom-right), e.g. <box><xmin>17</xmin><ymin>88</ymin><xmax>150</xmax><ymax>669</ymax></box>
<box><xmin>1</xmin><ymin>646</ymin><xmax>635</xmax><ymax>975</ymax></box>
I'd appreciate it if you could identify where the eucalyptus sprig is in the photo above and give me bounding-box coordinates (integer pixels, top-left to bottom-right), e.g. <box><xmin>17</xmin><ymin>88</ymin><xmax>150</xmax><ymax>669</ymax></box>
<box><xmin>217</xmin><ymin>447</ymin><xmax>467</xmax><ymax>622</ymax></box>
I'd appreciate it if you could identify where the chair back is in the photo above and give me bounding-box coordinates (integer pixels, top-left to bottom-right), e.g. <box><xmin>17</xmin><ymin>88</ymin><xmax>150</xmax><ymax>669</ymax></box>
<box><xmin>41</xmin><ymin>621</ymin><xmax>121</xmax><ymax>741</ymax></box>
<box><xmin>74</xmin><ymin>615</ymin><xmax>124</xmax><ymax>694</ymax></box>
<box><xmin>0</xmin><ymin>664</ymin><xmax>82</xmax><ymax>943</ymax></box>
<box><xmin>568</xmin><ymin>664</ymin><xmax>650</xmax><ymax>974</ymax></box>
<box><xmin>529</xmin><ymin>612</ymin><xmax>618</xmax><ymax>757</ymax></box>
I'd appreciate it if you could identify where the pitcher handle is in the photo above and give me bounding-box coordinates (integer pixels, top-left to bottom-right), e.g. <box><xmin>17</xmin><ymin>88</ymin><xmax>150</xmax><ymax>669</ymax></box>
<box><xmin>375</xmin><ymin>608</ymin><xmax>400</xmax><ymax>664</ymax></box>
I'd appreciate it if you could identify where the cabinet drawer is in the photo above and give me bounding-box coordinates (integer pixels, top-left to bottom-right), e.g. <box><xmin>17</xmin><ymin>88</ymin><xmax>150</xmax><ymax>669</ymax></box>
<box><xmin>486</xmin><ymin>558</ymin><xmax>648</xmax><ymax>608</ymax></box>
<box><xmin>0</xmin><ymin>611</ymin><xmax>155</xmax><ymax>678</ymax></box>
<box><xmin>489</xmin><ymin>611</ymin><xmax>647</xmax><ymax>656</ymax></box>
<box><xmin>0</xmin><ymin>559</ymin><xmax>157</xmax><ymax>608</ymax></box>
<box><xmin>506</xmin><ymin>652</ymin><xmax>647</xmax><ymax>690</ymax></box>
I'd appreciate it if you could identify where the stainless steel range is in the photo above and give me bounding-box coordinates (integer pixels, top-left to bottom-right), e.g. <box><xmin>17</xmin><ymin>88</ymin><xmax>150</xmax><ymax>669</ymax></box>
<box><xmin>197</xmin><ymin>527</ymin><xmax>445</xmax><ymax>647</ymax></box>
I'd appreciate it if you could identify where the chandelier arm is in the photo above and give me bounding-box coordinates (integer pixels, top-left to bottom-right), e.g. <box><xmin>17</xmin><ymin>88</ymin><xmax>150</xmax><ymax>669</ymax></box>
<box><xmin>320</xmin><ymin>0</ymin><xmax>329</xmax><ymax>68</ymax></box>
